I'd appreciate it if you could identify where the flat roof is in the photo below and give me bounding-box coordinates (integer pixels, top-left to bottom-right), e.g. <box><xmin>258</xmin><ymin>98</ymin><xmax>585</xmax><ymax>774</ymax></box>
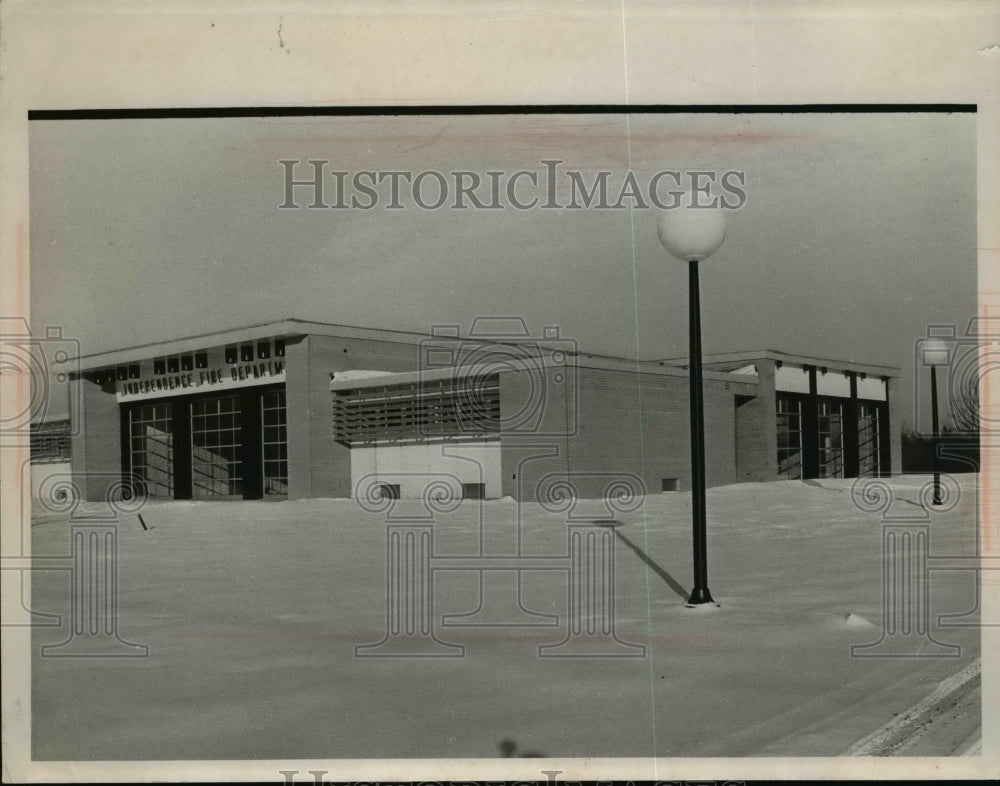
<box><xmin>70</xmin><ymin>318</ymin><xmax>589</xmax><ymax>372</ymax></box>
<box><xmin>70</xmin><ymin>319</ymin><xmax>896</xmax><ymax>380</ymax></box>
<box><xmin>71</xmin><ymin>318</ymin><xmax>417</xmax><ymax>371</ymax></box>
<box><xmin>330</xmin><ymin>355</ymin><xmax>760</xmax><ymax>391</ymax></box>
<box><xmin>660</xmin><ymin>349</ymin><xmax>900</xmax><ymax>377</ymax></box>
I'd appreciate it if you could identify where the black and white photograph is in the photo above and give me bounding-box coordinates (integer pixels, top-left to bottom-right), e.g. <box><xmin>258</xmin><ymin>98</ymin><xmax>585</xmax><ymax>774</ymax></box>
<box><xmin>1</xmin><ymin>2</ymin><xmax>997</xmax><ymax>783</ymax></box>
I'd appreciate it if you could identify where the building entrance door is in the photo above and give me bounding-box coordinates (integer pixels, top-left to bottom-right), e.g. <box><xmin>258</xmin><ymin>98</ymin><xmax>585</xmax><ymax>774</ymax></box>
<box><xmin>191</xmin><ymin>394</ymin><xmax>244</xmax><ymax>498</ymax></box>
<box><xmin>858</xmin><ymin>401</ymin><xmax>885</xmax><ymax>477</ymax></box>
<box><xmin>127</xmin><ymin>403</ymin><xmax>174</xmax><ymax>497</ymax></box>
<box><xmin>776</xmin><ymin>395</ymin><xmax>804</xmax><ymax>479</ymax></box>
<box><xmin>122</xmin><ymin>384</ymin><xmax>286</xmax><ymax>500</ymax></box>
<box><xmin>817</xmin><ymin>399</ymin><xmax>845</xmax><ymax>478</ymax></box>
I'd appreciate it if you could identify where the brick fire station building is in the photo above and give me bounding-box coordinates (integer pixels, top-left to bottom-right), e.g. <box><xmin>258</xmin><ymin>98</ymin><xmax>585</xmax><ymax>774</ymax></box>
<box><xmin>67</xmin><ymin>318</ymin><xmax>901</xmax><ymax>502</ymax></box>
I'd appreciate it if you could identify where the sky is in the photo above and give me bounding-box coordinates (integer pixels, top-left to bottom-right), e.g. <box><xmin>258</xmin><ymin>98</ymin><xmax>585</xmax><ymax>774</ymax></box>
<box><xmin>29</xmin><ymin>111</ymin><xmax>977</xmax><ymax>428</ymax></box>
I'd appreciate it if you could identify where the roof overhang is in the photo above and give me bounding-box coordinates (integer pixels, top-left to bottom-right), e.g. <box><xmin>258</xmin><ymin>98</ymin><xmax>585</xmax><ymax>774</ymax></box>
<box><xmin>330</xmin><ymin>356</ymin><xmax>759</xmax><ymax>392</ymax></box>
<box><xmin>660</xmin><ymin>349</ymin><xmax>900</xmax><ymax>378</ymax></box>
<box><xmin>70</xmin><ymin>318</ymin><xmax>585</xmax><ymax>373</ymax></box>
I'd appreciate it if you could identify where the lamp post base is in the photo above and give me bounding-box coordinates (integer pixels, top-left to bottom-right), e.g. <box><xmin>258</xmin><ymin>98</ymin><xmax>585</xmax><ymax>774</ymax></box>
<box><xmin>686</xmin><ymin>587</ymin><xmax>716</xmax><ymax>606</ymax></box>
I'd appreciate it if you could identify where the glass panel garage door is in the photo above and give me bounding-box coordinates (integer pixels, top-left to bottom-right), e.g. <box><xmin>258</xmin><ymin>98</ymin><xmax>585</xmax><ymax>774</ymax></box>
<box><xmin>858</xmin><ymin>402</ymin><xmax>882</xmax><ymax>477</ymax></box>
<box><xmin>262</xmin><ymin>389</ymin><xmax>288</xmax><ymax>496</ymax></box>
<box><xmin>191</xmin><ymin>395</ymin><xmax>243</xmax><ymax>497</ymax></box>
<box><xmin>776</xmin><ymin>395</ymin><xmax>803</xmax><ymax>479</ymax></box>
<box><xmin>129</xmin><ymin>403</ymin><xmax>174</xmax><ymax>497</ymax></box>
<box><xmin>818</xmin><ymin>400</ymin><xmax>845</xmax><ymax>479</ymax></box>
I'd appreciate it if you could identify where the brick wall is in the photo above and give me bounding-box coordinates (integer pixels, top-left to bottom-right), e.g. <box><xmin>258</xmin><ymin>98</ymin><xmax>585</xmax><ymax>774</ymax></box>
<box><xmin>304</xmin><ymin>334</ymin><xmax>424</xmax><ymax>498</ymax></box>
<box><xmin>754</xmin><ymin>361</ymin><xmax>780</xmax><ymax>479</ymax></box>
<box><xmin>501</xmin><ymin>364</ymin><xmax>763</xmax><ymax>501</ymax></box>
<box><xmin>284</xmin><ymin>336</ymin><xmax>313</xmax><ymax>498</ymax></box>
<box><xmin>498</xmin><ymin>365</ymin><xmax>571</xmax><ymax>503</ymax></box>
<box><xmin>568</xmin><ymin>368</ymin><xmax>681</xmax><ymax>497</ymax></box>
<box><xmin>886</xmin><ymin>376</ymin><xmax>903</xmax><ymax>476</ymax></box>
<box><xmin>70</xmin><ymin>375</ymin><xmax>122</xmax><ymax>501</ymax></box>
<box><xmin>734</xmin><ymin>394</ymin><xmax>766</xmax><ymax>482</ymax></box>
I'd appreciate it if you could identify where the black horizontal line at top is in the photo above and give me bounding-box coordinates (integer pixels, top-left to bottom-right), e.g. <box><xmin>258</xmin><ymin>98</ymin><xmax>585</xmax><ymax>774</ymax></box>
<box><xmin>27</xmin><ymin>103</ymin><xmax>977</xmax><ymax>121</ymax></box>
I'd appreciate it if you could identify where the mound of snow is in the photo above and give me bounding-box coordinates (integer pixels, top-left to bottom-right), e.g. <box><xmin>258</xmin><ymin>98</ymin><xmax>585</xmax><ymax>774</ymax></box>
<box><xmin>840</xmin><ymin>612</ymin><xmax>878</xmax><ymax>630</ymax></box>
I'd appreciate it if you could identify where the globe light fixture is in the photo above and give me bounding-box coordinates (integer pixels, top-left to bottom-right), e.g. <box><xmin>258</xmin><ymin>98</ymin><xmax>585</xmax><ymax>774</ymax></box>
<box><xmin>657</xmin><ymin>205</ymin><xmax>727</xmax><ymax>606</ymax></box>
<box><xmin>922</xmin><ymin>337</ymin><xmax>950</xmax><ymax>505</ymax></box>
<box><xmin>656</xmin><ymin>206</ymin><xmax>727</xmax><ymax>262</ymax></box>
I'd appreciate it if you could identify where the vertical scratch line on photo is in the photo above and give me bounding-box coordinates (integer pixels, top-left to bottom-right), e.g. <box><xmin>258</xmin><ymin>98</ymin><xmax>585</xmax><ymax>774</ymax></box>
<box><xmin>620</xmin><ymin>0</ymin><xmax>631</xmax><ymax>106</ymax></box>
<box><xmin>622</xmin><ymin>0</ymin><xmax>659</xmax><ymax>763</ymax></box>
<box><xmin>750</xmin><ymin>0</ymin><xmax>760</xmax><ymax>99</ymax></box>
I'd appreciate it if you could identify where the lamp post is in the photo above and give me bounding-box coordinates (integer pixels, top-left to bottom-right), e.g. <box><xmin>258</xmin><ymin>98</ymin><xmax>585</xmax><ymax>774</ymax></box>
<box><xmin>657</xmin><ymin>205</ymin><xmax>727</xmax><ymax>606</ymax></box>
<box><xmin>922</xmin><ymin>337</ymin><xmax>950</xmax><ymax>506</ymax></box>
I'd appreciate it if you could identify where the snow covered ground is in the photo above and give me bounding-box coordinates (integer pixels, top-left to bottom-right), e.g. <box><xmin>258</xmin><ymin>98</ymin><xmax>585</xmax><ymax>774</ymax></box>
<box><xmin>30</xmin><ymin>474</ymin><xmax>982</xmax><ymax>760</ymax></box>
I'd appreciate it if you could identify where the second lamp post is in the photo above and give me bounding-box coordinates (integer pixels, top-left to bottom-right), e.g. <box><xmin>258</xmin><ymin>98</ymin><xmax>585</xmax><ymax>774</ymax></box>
<box><xmin>922</xmin><ymin>337</ymin><xmax>951</xmax><ymax>506</ymax></box>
